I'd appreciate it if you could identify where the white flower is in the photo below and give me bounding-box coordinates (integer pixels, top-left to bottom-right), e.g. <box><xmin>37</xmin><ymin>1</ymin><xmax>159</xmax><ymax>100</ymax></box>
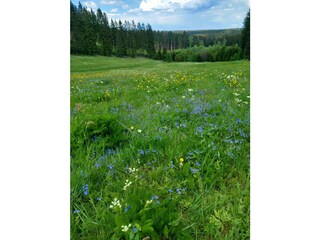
<box><xmin>137</xmin><ymin>129</ymin><xmax>142</xmax><ymax>133</ymax></box>
<box><xmin>182</xmin><ymin>96</ymin><xmax>185</xmax><ymax>99</ymax></box>
<box><xmin>188</xmin><ymin>88</ymin><xmax>193</xmax><ymax>92</ymax></box>
<box><xmin>128</xmin><ymin>167</ymin><xmax>138</xmax><ymax>173</ymax></box>
<box><xmin>110</xmin><ymin>198</ymin><xmax>121</xmax><ymax>208</ymax></box>
<box><xmin>121</xmin><ymin>224</ymin><xmax>132</xmax><ymax>232</ymax></box>
<box><xmin>123</xmin><ymin>180</ymin><xmax>132</xmax><ymax>190</ymax></box>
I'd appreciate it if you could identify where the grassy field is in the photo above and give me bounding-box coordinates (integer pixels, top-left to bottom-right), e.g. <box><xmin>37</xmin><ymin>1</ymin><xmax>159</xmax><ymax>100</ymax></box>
<box><xmin>70</xmin><ymin>55</ymin><xmax>250</xmax><ymax>239</ymax></box>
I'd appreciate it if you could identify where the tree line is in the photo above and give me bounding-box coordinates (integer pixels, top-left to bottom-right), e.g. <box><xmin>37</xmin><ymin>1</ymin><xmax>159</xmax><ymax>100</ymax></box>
<box><xmin>71</xmin><ymin>1</ymin><xmax>250</xmax><ymax>61</ymax></box>
<box><xmin>71</xmin><ymin>1</ymin><xmax>155</xmax><ymax>57</ymax></box>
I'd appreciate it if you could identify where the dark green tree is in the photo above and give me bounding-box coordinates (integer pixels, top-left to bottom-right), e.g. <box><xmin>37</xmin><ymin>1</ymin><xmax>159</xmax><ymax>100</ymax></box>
<box><xmin>241</xmin><ymin>10</ymin><xmax>250</xmax><ymax>59</ymax></box>
<box><xmin>146</xmin><ymin>23</ymin><xmax>156</xmax><ymax>58</ymax></box>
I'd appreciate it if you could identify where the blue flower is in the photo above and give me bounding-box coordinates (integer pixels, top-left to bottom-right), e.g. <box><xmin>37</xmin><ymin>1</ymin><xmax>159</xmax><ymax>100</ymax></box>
<box><xmin>96</xmin><ymin>197</ymin><xmax>101</xmax><ymax>201</ymax></box>
<box><xmin>168</xmin><ymin>189</ymin><xmax>173</xmax><ymax>193</ymax></box>
<box><xmin>239</xmin><ymin>130</ymin><xmax>247</xmax><ymax>138</ymax></box>
<box><xmin>73</xmin><ymin>210</ymin><xmax>80</xmax><ymax>214</ymax></box>
<box><xmin>170</xmin><ymin>160</ymin><xmax>174</xmax><ymax>168</ymax></box>
<box><xmin>190</xmin><ymin>167</ymin><xmax>199</xmax><ymax>174</ymax></box>
<box><xmin>108</xmin><ymin>165</ymin><xmax>114</xmax><ymax>170</ymax></box>
<box><xmin>82</xmin><ymin>184</ymin><xmax>89</xmax><ymax>195</ymax></box>
<box><xmin>124</xmin><ymin>205</ymin><xmax>131</xmax><ymax>212</ymax></box>
<box><xmin>195</xmin><ymin>161</ymin><xmax>201</xmax><ymax>167</ymax></box>
<box><xmin>195</xmin><ymin>126</ymin><xmax>204</xmax><ymax>135</ymax></box>
<box><xmin>151</xmin><ymin>195</ymin><xmax>159</xmax><ymax>200</ymax></box>
<box><xmin>138</xmin><ymin>149</ymin><xmax>145</xmax><ymax>155</ymax></box>
<box><xmin>132</xmin><ymin>226</ymin><xmax>138</xmax><ymax>233</ymax></box>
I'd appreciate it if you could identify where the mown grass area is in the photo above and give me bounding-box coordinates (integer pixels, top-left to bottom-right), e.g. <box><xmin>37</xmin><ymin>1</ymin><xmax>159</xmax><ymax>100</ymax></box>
<box><xmin>71</xmin><ymin>55</ymin><xmax>250</xmax><ymax>240</ymax></box>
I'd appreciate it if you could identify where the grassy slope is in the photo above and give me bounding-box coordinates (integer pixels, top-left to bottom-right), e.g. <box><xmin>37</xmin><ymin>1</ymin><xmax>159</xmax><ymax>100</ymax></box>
<box><xmin>71</xmin><ymin>55</ymin><xmax>250</xmax><ymax>240</ymax></box>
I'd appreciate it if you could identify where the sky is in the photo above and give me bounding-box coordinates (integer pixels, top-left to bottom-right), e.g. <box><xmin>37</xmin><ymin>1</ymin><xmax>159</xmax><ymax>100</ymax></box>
<box><xmin>73</xmin><ymin>0</ymin><xmax>249</xmax><ymax>30</ymax></box>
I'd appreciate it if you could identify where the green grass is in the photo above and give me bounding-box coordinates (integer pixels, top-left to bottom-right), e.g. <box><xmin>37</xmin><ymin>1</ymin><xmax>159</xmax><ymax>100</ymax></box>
<box><xmin>71</xmin><ymin>55</ymin><xmax>250</xmax><ymax>240</ymax></box>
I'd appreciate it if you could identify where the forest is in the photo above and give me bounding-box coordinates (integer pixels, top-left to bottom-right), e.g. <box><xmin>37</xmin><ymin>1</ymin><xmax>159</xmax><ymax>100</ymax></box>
<box><xmin>70</xmin><ymin>1</ymin><xmax>250</xmax><ymax>61</ymax></box>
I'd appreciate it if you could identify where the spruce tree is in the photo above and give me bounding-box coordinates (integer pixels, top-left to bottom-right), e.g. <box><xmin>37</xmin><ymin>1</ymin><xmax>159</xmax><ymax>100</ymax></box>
<box><xmin>241</xmin><ymin>10</ymin><xmax>250</xmax><ymax>59</ymax></box>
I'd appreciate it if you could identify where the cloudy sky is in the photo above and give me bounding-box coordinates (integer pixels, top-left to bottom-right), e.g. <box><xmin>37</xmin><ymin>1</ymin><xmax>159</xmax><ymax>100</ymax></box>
<box><xmin>74</xmin><ymin>0</ymin><xmax>249</xmax><ymax>30</ymax></box>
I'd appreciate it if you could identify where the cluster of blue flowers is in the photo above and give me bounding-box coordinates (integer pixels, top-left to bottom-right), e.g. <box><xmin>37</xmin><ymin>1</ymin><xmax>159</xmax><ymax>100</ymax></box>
<box><xmin>82</xmin><ymin>184</ymin><xmax>89</xmax><ymax>195</ymax></box>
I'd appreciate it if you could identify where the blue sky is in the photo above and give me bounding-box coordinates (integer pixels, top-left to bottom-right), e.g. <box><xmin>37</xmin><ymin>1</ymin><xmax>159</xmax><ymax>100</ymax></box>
<box><xmin>73</xmin><ymin>0</ymin><xmax>249</xmax><ymax>30</ymax></box>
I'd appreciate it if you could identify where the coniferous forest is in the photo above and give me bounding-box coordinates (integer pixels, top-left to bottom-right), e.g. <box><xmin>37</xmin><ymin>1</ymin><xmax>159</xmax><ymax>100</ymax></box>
<box><xmin>71</xmin><ymin>1</ymin><xmax>250</xmax><ymax>61</ymax></box>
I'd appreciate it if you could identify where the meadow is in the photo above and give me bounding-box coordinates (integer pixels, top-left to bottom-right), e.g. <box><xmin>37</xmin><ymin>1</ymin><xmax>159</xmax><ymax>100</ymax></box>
<box><xmin>71</xmin><ymin>55</ymin><xmax>250</xmax><ymax>239</ymax></box>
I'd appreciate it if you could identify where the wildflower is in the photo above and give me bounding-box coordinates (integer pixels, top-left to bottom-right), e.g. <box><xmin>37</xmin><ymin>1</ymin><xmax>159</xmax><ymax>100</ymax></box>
<box><xmin>73</xmin><ymin>210</ymin><xmax>80</xmax><ymax>214</ymax></box>
<box><xmin>138</xmin><ymin>149</ymin><xmax>145</xmax><ymax>155</ymax></box>
<box><xmin>179</xmin><ymin>158</ymin><xmax>184</xmax><ymax>163</ymax></box>
<box><xmin>137</xmin><ymin>129</ymin><xmax>142</xmax><ymax>133</ymax></box>
<box><xmin>121</xmin><ymin>224</ymin><xmax>132</xmax><ymax>232</ymax></box>
<box><xmin>132</xmin><ymin>226</ymin><xmax>138</xmax><ymax>233</ymax></box>
<box><xmin>110</xmin><ymin>198</ymin><xmax>121</xmax><ymax>209</ymax></box>
<box><xmin>195</xmin><ymin>126</ymin><xmax>204</xmax><ymax>135</ymax></box>
<box><xmin>239</xmin><ymin>130</ymin><xmax>247</xmax><ymax>138</ymax></box>
<box><xmin>182</xmin><ymin>96</ymin><xmax>185</xmax><ymax>99</ymax></box>
<box><xmin>190</xmin><ymin>167</ymin><xmax>199</xmax><ymax>174</ymax></box>
<box><xmin>188</xmin><ymin>88</ymin><xmax>193</xmax><ymax>92</ymax></box>
<box><xmin>168</xmin><ymin>189</ymin><xmax>173</xmax><ymax>193</ymax></box>
<box><xmin>151</xmin><ymin>195</ymin><xmax>159</xmax><ymax>200</ymax></box>
<box><xmin>171</xmin><ymin>162</ymin><xmax>176</xmax><ymax>169</ymax></box>
<box><xmin>130</xmin><ymin>126</ymin><xmax>134</xmax><ymax>130</ymax></box>
<box><xmin>123</xmin><ymin>179</ymin><xmax>132</xmax><ymax>190</ymax></box>
<box><xmin>128</xmin><ymin>167</ymin><xmax>138</xmax><ymax>173</ymax></box>
<box><xmin>108</xmin><ymin>165</ymin><xmax>114</xmax><ymax>170</ymax></box>
<box><xmin>195</xmin><ymin>161</ymin><xmax>201</xmax><ymax>167</ymax></box>
<box><xmin>82</xmin><ymin>184</ymin><xmax>89</xmax><ymax>195</ymax></box>
<box><xmin>124</xmin><ymin>205</ymin><xmax>131</xmax><ymax>212</ymax></box>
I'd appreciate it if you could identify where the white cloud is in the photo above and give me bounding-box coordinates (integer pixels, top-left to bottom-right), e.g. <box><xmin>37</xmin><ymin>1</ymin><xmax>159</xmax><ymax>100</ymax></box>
<box><xmin>139</xmin><ymin>0</ymin><xmax>216</xmax><ymax>12</ymax></box>
<box><xmin>127</xmin><ymin>8</ymin><xmax>141</xmax><ymax>13</ymax></box>
<box><xmin>83</xmin><ymin>1</ymin><xmax>97</xmax><ymax>10</ymax></box>
<box><xmin>122</xmin><ymin>4</ymin><xmax>129</xmax><ymax>9</ymax></box>
<box><xmin>100</xmin><ymin>0</ymin><xmax>124</xmax><ymax>5</ymax></box>
<box><xmin>104</xmin><ymin>0</ymin><xmax>249</xmax><ymax>30</ymax></box>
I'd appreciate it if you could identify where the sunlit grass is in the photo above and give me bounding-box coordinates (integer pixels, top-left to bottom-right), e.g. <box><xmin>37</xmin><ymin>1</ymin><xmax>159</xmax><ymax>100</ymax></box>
<box><xmin>71</xmin><ymin>55</ymin><xmax>250</xmax><ymax>240</ymax></box>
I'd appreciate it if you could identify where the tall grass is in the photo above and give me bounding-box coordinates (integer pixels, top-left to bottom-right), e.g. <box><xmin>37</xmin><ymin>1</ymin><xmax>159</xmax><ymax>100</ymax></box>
<box><xmin>71</xmin><ymin>56</ymin><xmax>250</xmax><ymax>239</ymax></box>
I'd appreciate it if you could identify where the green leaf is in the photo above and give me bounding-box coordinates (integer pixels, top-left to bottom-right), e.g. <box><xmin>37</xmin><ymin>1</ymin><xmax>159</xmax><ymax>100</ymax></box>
<box><xmin>168</xmin><ymin>219</ymin><xmax>179</xmax><ymax>226</ymax></box>
<box><xmin>163</xmin><ymin>225</ymin><xmax>169</xmax><ymax>238</ymax></box>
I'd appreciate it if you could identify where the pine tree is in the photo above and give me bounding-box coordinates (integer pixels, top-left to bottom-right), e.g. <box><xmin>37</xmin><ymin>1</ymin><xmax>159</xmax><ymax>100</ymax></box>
<box><xmin>241</xmin><ymin>10</ymin><xmax>250</xmax><ymax>59</ymax></box>
<box><xmin>146</xmin><ymin>23</ymin><xmax>156</xmax><ymax>58</ymax></box>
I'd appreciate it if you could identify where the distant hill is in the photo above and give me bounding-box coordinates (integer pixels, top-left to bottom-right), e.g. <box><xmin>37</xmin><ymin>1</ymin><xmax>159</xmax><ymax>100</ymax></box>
<box><xmin>175</xmin><ymin>28</ymin><xmax>242</xmax><ymax>37</ymax></box>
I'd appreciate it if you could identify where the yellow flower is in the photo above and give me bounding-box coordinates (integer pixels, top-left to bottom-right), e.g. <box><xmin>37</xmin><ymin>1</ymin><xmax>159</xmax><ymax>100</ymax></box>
<box><xmin>179</xmin><ymin>158</ymin><xmax>184</xmax><ymax>163</ymax></box>
<box><xmin>130</xmin><ymin>126</ymin><xmax>134</xmax><ymax>130</ymax></box>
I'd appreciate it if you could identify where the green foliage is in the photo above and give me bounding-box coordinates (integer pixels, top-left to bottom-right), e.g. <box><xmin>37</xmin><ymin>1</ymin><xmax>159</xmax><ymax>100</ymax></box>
<box><xmin>71</xmin><ymin>56</ymin><xmax>250</xmax><ymax>239</ymax></box>
<box><xmin>166</xmin><ymin>44</ymin><xmax>242</xmax><ymax>63</ymax></box>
